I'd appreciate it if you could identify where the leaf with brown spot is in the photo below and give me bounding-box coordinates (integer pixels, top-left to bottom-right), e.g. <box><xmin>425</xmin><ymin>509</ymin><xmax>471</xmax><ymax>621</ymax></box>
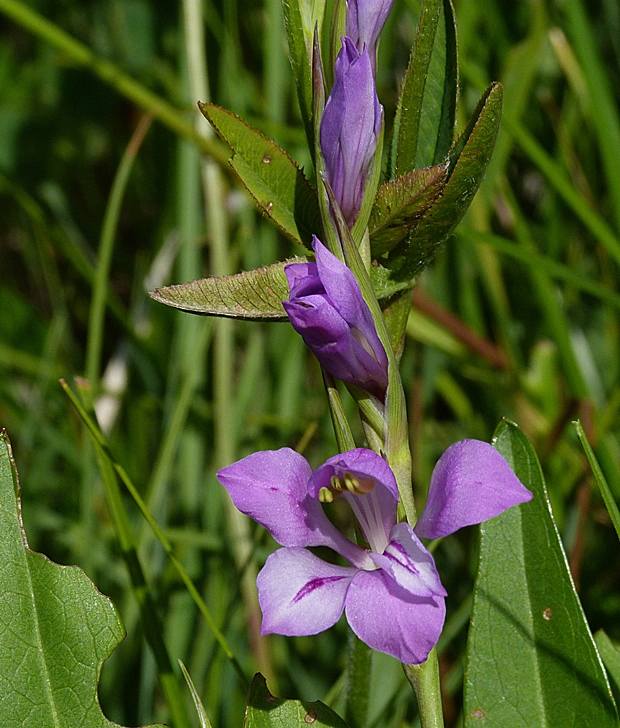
<box><xmin>200</xmin><ymin>104</ymin><xmax>322</xmax><ymax>248</ymax></box>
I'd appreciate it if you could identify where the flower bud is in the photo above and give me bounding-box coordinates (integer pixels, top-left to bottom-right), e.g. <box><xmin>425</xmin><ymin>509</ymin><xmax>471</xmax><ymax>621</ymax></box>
<box><xmin>283</xmin><ymin>236</ymin><xmax>388</xmax><ymax>399</ymax></box>
<box><xmin>320</xmin><ymin>38</ymin><xmax>383</xmax><ymax>228</ymax></box>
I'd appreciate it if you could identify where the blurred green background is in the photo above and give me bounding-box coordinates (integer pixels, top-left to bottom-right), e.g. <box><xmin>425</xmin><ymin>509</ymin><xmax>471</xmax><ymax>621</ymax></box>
<box><xmin>1</xmin><ymin>0</ymin><xmax>620</xmax><ymax>725</ymax></box>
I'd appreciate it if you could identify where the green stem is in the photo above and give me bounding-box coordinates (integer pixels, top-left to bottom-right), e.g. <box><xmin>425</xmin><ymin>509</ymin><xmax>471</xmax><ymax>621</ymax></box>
<box><xmin>324</xmin><ymin>181</ymin><xmax>416</xmax><ymax>525</ymax></box>
<box><xmin>182</xmin><ymin>0</ymin><xmax>273</xmax><ymax>683</ymax></box>
<box><xmin>323</xmin><ymin>370</ymin><xmax>357</xmax><ymax>452</ymax></box>
<box><xmin>66</xmin><ymin>383</ymin><xmax>192</xmax><ymax>728</ymax></box>
<box><xmin>0</xmin><ymin>0</ymin><xmax>229</xmax><ymax>168</ymax></box>
<box><xmin>85</xmin><ymin>113</ymin><xmax>152</xmax><ymax>391</ymax></box>
<box><xmin>344</xmin><ymin>632</ymin><xmax>371</xmax><ymax>728</ymax></box>
<box><xmin>61</xmin><ymin>380</ymin><xmax>250</xmax><ymax>689</ymax></box>
<box><xmin>403</xmin><ymin>649</ymin><xmax>444</xmax><ymax>728</ymax></box>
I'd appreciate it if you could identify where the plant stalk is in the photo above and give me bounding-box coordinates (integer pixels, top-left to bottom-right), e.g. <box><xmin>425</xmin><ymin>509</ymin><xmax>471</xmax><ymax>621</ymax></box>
<box><xmin>404</xmin><ymin>649</ymin><xmax>444</xmax><ymax>728</ymax></box>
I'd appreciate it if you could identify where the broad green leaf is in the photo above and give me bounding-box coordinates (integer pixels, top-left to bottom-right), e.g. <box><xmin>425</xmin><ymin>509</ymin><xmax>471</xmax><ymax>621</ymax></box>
<box><xmin>369</xmin><ymin>165</ymin><xmax>448</xmax><ymax>256</ymax></box>
<box><xmin>392</xmin><ymin>0</ymin><xmax>458</xmax><ymax>177</ymax></box>
<box><xmin>383</xmin><ymin>83</ymin><xmax>503</xmax><ymax>280</ymax></box>
<box><xmin>200</xmin><ymin>103</ymin><xmax>322</xmax><ymax>247</ymax></box>
<box><xmin>0</xmin><ymin>430</ymin><xmax>165</xmax><ymax>728</ymax></box>
<box><xmin>150</xmin><ymin>259</ymin><xmax>411</xmax><ymax>321</ymax></box>
<box><xmin>245</xmin><ymin>673</ymin><xmax>349</xmax><ymax>728</ymax></box>
<box><xmin>463</xmin><ymin>420</ymin><xmax>618</xmax><ymax>727</ymax></box>
<box><xmin>595</xmin><ymin>631</ymin><xmax>620</xmax><ymax>705</ymax></box>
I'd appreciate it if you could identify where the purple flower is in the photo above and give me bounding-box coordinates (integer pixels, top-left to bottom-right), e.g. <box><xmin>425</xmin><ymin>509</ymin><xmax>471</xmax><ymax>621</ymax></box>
<box><xmin>346</xmin><ymin>0</ymin><xmax>394</xmax><ymax>74</ymax></box>
<box><xmin>320</xmin><ymin>37</ymin><xmax>383</xmax><ymax>228</ymax></box>
<box><xmin>217</xmin><ymin>441</ymin><xmax>532</xmax><ymax>664</ymax></box>
<box><xmin>282</xmin><ymin>236</ymin><xmax>388</xmax><ymax>399</ymax></box>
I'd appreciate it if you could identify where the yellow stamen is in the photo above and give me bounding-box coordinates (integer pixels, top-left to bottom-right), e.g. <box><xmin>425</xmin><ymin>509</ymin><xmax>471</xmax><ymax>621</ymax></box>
<box><xmin>318</xmin><ymin>487</ymin><xmax>334</xmax><ymax>503</ymax></box>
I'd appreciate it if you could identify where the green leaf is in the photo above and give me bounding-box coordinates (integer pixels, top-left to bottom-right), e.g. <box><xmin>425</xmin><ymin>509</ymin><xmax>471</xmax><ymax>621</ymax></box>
<box><xmin>281</xmin><ymin>0</ymin><xmax>324</xmax><ymax>151</ymax></box>
<box><xmin>179</xmin><ymin>659</ymin><xmax>213</xmax><ymax>728</ymax></box>
<box><xmin>245</xmin><ymin>673</ymin><xmax>350</xmax><ymax>728</ymax></box>
<box><xmin>392</xmin><ymin>0</ymin><xmax>458</xmax><ymax>177</ymax></box>
<box><xmin>199</xmin><ymin>103</ymin><xmax>322</xmax><ymax>248</ymax></box>
<box><xmin>463</xmin><ymin>420</ymin><xmax>618</xmax><ymax>727</ymax></box>
<box><xmin>150</xmin><ymin>258</ymin><xmax>301</xmax><ymax>320</ymax></box>
<box><xmin>369</xmin><ymin>164</ymin><xmax>448</xmax><ymax>256</ymax></box>
<box><xmin>150</xmin><ymin>258</ymin><xmax>411</xmax><ymax>321</ymax></box>
<box><xmin>574</xmin><ymin>419</ymin><xmax>620</xmax><ymax>544</ymax></box>
<box><xmin>595</xmin><ymin>631</ymin><xmax>620</xmax><ymax>706</ymax></box>
<box><xmin>384</xmin><ymin>82</ymin><xmax>503</xmax><ymax>281</ymax></box>
<box><xmin>0</xmin><ymin>430</ymin><xmax>164</xmax><ymax>728</ymax></box>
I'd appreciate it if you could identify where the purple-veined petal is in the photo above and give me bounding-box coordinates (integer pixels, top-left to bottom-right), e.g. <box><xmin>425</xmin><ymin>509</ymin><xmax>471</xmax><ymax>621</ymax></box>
<box><xmin>345</xmin><ymin>569</ymin><xmax>445</xmax><ymax>664</ymax></box>
<box><xmin>370</xmin><ymin>522</ymin><xmax>447</xmax><ymax>599</ymax></box>
<box><xmin>257</xmin><ymin>548</ymin><xmax>356</xmax><ymax>636</ymax></box>
<box><xmin>414</xmin><ymin>439</ymin><xmax>533</xmax><ymax>540</ymax></box>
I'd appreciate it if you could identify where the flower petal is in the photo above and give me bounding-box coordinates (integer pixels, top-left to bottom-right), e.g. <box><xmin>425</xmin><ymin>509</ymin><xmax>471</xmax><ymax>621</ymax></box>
<box><xmin>284</xmin><ymin>261</ymin><xmax>322</xmax><ymax>298</ymax></box>
<box><xmin>313</xmin><ymin>239</ymin><xmax>371</xmax><ymax>328</ymax></box>
<box><xmin>370</xmin><ymin>523</ymin><xmax>447</xmax><ymax>599</ymax></box>
<box><xmin>218</xmin><ymin>448</ymin><xmax>370</xmax><ymax>566</ymax></box>
<box><xmin>308</xmin><ymin>448</ymin><xmax>398</xmax><ymax>501</ymax></box>
<box><xmin>414</xmin><ymin>439</ymin><xmax>533</xmax><ymax>540</ymax></box>
<box><xmin>345</xmin><ymin>569</ymin><xmax>445</xmax><ymax>664</ymax></box>
<box><xmin>217</xmin><ymin>449</ymin><xmax>332</xmax><ymax>547</ymax></box>
<box><xmin>257</xmin><ymin>548</ymin><xmax>355</xmax><ymax>636</ymax></box>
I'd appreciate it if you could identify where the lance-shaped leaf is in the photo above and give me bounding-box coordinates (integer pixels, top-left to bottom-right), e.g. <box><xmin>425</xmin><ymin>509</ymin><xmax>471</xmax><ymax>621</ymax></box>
<box><xmin>596</xmin><ymin>631</ymin><xmax>620</xmax><ymax>705</ymax></box>
<box><xmin>245</xmin><ymin>673</ymin><xmax>349</xmax><ymax>728</ymax></box>
<box><xmin>150</xmin><ymin>258</ymin><xmax>412</xmax><ymax>321</ymax></box>
<box><xmin>200</xmin><ymin>103</ymin><xmax>322</xmax><ymax>248</ymax></box>
<box><xmin>150</xmin><ymin>259</ymin><xmax>301</xmax><ymax>320</ymax></box>
<box><xmin>392</xmin><ymin>0</ymin><xmax>458</xmax><ymax>176</ymax></box>
<box><xmin>282</xmin><ymin>0</ymin><xmax>326</xmax><ymax>149</ymax></box>
<box><xmin>463</xmin><ymin>421</ymin><xmax>618</xmax><ymax>728</ymax></box>
<box><xmin>368</xmin><ymin>164</ymin><xmax>448</xmax><ymax>256</ymax></box>
<box><xmin>381</xmin><ymin>82</ymin><xmax>503</xmax><ymax>279</ymax></box>
<box><xmin>0</xmin><ymin>430</ymin><xmax>165</xmax><ymax>728</ymax></box>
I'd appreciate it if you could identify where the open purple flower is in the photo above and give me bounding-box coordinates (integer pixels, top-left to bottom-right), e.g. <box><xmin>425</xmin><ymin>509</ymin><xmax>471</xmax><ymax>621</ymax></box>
<box><xmin>283</xmin><ymin>236</ymin><xmax>388</xmax><ymax>399</ymax></box>
<box><xmin>217</xmin><ymin>440</ymin><xmax>532</xmax><ymax>664</ymax></box>
<box><xmin>346</xmin><ymin>0</ymin><xmax>394</xmax><ymax>74</ymax></box>
<box><xmin>320</xmin><ymin>37</ymin><xmax>382</xmax><ymax>228</ymax></box>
